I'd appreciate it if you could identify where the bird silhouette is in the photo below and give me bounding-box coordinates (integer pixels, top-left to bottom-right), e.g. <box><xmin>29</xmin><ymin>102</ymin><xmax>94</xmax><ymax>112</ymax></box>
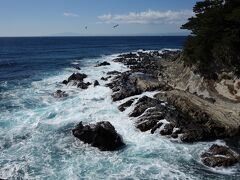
<box><xmin>113</xmin><ymin>24</ymin><xmax>119</xmax><ymax>28</ymax></box>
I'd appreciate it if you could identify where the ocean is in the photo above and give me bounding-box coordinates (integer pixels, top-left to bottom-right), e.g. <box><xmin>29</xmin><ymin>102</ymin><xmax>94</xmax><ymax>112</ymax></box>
<box><xmin>0</xmin><ymin>36</ymin><xmax>239</xmax><ymax>179</ymax></box>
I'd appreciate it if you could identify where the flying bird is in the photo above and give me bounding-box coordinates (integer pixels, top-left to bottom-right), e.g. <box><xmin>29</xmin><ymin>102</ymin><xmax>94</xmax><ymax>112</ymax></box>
<box><xmin>85</xmin><ymin>26</ymin><xmax>88</xmax><ymax>30</ymax></box>
<box><xmin>113</xmin><ymin>24</ymin><xmax>119</xmax><ymax>28</ymax></box>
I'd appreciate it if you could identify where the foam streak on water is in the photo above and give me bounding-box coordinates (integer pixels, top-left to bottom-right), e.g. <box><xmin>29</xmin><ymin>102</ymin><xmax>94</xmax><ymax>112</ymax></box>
<box><xmin>0</xmin><ymin>53</ymin><xmax>239</xmax><ymax>180</ymax></box>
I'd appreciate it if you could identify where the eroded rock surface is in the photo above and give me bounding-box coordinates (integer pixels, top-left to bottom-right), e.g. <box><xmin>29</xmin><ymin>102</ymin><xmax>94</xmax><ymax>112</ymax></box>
<box><xmin>107</xmin><ymin>72</ymin><xmax>170</xmax><ymax>101</ymax></box>
<box><xmin>201</xmin><ymin>144</ymin><xmax>240</xmax><ymax>167</ymax></box>
<box><xmin>72</xmin><ymin>121</ymin><xmax>125</xmax><ymax>151</ymax></box>
<box><xmin>68</xmin><ymin>73</ymin><xmax>87</xmax><ymax>82</ymax></box>
<box><xmin>109</xmin><ymin>50</ymin><xmax>240</xmax><ymax>142</ymax></box>
<box><xmin>118</xmin><ymin>98</ymin><xmax>136</xmax><ymax>112</ymax></box>
<box><xmin>62</xmin><ymin>73</ymin><xmax>91</xmax><ymax>89</ymax></box>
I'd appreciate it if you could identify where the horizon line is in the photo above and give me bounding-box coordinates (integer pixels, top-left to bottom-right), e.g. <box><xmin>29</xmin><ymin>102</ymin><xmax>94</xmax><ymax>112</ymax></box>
<box><xmin>0</xmin><ymin>35</ymin><xmax>188</xmax><ymax>38</ymax></box>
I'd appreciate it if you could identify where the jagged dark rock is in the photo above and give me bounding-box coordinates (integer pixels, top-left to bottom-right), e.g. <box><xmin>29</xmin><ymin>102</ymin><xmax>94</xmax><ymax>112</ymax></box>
<box><xmin>201</xmin><ymin>144</ymin><xmax>240</xmax><ymax>167</ymax></box>
<box><xmin>118</xmin><ymin>98</ymin><xmax>135</xmax><ymax>112</ymax></box>
<box><xmin>53</xmin><ymin>90</ymin><xmax>68</xmax><ymax>98</ymax></box>
<box><xmin>62</xmin><ymin>73</ymin><xmax>91</xmax><ymax>89</ymax></box>
<box><xmin>101</xmin><ymin>76</ymin><xmax>111</xmax><ymax>81</ymax></box>
<box><xmin>108</xmin><ymin>72</ymin><xmax>170</xmax><ymax>102</ymax></box>
<box><xmin>68</xmin><ymin>73</ymin><xmax>87</xmax><ymax>82</ymax></box>
<box><xmin>77</xmin><ymin>82</ymin><xmax>91</xmax><ymax>89</ymax></box>
<box><xmin>62</xmin><ymin>80</ymin><xmax>68</xmax><ymax>85</ymax></box>
<box><xmin>160</xmin><ymin>123</ymin><xmax>174</xmax><ymax>136</ymax></box>
<box><xmin>108</xmin><ymin>50</ymin><xmax>240</xmax><ymax>146</ymax></box>
<box><xmin>151</xmin><ymin>122</ymin><xmax>163</xmax><ymax>134</ymax></box>
<box><xmin>118</xmin><ymin>52</ymin><xmax>138</xmax><ymax>59</ymax></box>
<box><xmin>107</xmin><ymin>71</ymin><xmax>121</xmax><ymax>75</ymax></box>
<box><xmin>94</xmin><ymin>80</ymin><xmax>100</xmax><ymax>87</ymax></box>
<box><xmin>130</xmin><ymin>96</ymin><xmax>174</xmax><ymax>132</ymax></box>
<box><xmin>72</xmin><ymin>121</ymin><xmax>125</xmax><ymax>151</ymax></box>
<box><xmin>129</xmin><ymin>96</ymin><xmax>165</xmax><ymax>117</ymax></box>
<box><xmin>128</xmin><ymin>95</ymin><xmax>222</xmax><ymax>142</ymax></box>
<box><xmin>95</xmin><ymin>61</ymin><xmax>110</xmax><ymax>67</ymax></box>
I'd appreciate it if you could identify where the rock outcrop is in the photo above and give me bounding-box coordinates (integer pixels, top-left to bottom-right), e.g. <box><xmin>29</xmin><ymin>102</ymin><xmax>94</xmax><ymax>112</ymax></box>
<box><xmin>155</xmin><ymin>90</ymin><xmax>240</xmax><ymax>142</ymax></box>
<box><xmin>118</xmin><ymin>98</ymin><xmax>136</xmax><ymax>112</ymax></box>
<box><xmin>95</xmin><ymin>61</ymin><xmax>110</xmax><ymax>67</ymax></box>
<box><xmin>53</xmin><ymin>90</ymin><xmax>68</xmax><ymax>98</ymax></box>
<box><xmin>109</xmin><ymin>50</ymin><xmax>240</xmax><ymax>143</ymax></box>
<box><xmin>107</xmin><ymin>72</ymin><xmax>170</xmax><ymax>101</ymax></box>
<box><xmin>201</xmin><ymin>144</ymin><xmax>240</xmax><ymax>167</ymax></box>
<box><xmin>107</xmin><ymin>71</ymin><xmax>121</xmax><ymax>75</ymax></box>
<box><xmin>127</xmin><ymin>95</ymin><xmax>210</xmax><ymax>141</ymax></box>
<box><xmin>101</xmin><ymin>76</ymin><xmax>111</xmax><ymax>81</ymax></box>
<box><xmin>62</xmin><ymin>73</ymin><xmax>91</xmax><ymax>89</ymax></box>
<box><xmin>68</xmin><ymin>73</ymin><xmax>87</xmax><ymax>82</ymax></box>
<box><xmin>94</xmin><ymin>80</ymin><xmax>100</xmax><ymax>87</ymax></box>
<box><xmin>72</xmin><ymin>121</ymin><xmax>125</xmax><ymax>151</ymax></box>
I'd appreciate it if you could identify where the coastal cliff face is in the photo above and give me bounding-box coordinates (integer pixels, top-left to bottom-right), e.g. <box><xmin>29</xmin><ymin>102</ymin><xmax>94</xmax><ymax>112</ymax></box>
<box><xmin>108</xmin><ymin>50</ymin><xmax>240</xmax><ymax>143</ymax></box>
<box><xmin>159</xmin><ymin>55</ymin><xmax>240</xmax><ymax>139</ymax></box>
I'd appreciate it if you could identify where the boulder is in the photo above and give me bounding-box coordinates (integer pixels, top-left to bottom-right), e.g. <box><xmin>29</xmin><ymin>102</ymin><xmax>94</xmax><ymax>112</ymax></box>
<box><xmin>62</xmin><ymin>73</ymin><xmax>91</xmax><ymax>89</ymax></box>
<box><xmin>77</xmin><ymin>82</ymin><xmax>91</xmax><ymax>89</ymax></box>
<box><xmin>68</xmin><ymin>73</ymin><xmax>87</xmax><ymax>82</ymax></box>
<box><xmin>95</xmin><ymin>61</ymin><xmax>110</xmax><ymax>67</ymax></box>
<box><xmin>62</xmin><ymin>80</ymin><xmax>68</xmax><ymax>85</ymax></box>
<box><xmin>72</xmin><ymin>121</ymin><xmax>125</xmax><ymax>151</ymax></box>
<box><xmin>129</xmin><ymin>96</ymin><xmax>166</xmax><ymax>117</ymax></box>
<box><xmin>201</xmin><ymin>144</ymin><xmax>240</xmax><ymax>167</ymax></box>
<box><xmin>53</xmin><ymin>90</ymin><xmax>68</xmax><ymax>98</ymax></box>
<box><xmin>94</xmin><ymin>80</ymin><xmax>100</xmax><ymax>87</ymax></box>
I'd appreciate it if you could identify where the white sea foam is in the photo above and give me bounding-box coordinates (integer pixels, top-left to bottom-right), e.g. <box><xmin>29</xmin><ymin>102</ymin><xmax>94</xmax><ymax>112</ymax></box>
<box><xmin>0</xmin><ymin>52</ymin><xmax>239</xmax><ymax>179</ymax></box>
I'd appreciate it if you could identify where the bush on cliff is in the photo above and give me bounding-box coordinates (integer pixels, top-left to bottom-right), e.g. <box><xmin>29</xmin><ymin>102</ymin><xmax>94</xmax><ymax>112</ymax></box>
<box><xmin>181</xmin><ymin>0</ymin><xmax>240</xmax><ymax>77</ymax></box>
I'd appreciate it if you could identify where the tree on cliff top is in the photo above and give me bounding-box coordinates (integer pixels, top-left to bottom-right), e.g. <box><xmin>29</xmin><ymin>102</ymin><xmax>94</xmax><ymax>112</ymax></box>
<box><xmin>181</xmin><ymin>0</ymin><xmax>240</xmax><ymax>78</ymax></box>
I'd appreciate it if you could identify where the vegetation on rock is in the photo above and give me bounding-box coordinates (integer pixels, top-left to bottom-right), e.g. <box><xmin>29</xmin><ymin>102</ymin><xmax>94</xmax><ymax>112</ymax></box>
<box><xmin>181</xmin><ymin>0</ymin><xmax>240</xmax><ymax>77</ymax></box>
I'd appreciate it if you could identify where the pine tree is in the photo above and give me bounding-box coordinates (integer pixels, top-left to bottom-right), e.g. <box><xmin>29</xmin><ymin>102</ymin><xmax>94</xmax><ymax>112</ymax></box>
<box><xmin>181</xmin><ymin>0</ymin><xmax>240</xmax><ymax>77</ymax></box>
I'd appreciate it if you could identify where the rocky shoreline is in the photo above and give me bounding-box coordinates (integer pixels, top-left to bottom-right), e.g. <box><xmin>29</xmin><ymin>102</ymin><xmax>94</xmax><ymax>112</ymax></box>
<box><xmin>107</xmin><ymin>50</ymin><xmax>240</xmax><ymax>141</ymax></box>
<box><xmin>108</xmin><ymin>50</ymin><xmax>240</xmax><ymax>167</ymax></box>
<box><xmin>60</xmin><ymin>50</ymin><xmax>240</xmax><ymax>168</ymax></box>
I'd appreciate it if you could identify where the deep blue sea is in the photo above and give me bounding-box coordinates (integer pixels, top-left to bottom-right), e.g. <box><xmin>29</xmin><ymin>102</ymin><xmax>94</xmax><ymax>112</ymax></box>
<box><xmin>0</xmin><ymin>36</ymin><xmax>239</xmax><ymax>179</ymax></box>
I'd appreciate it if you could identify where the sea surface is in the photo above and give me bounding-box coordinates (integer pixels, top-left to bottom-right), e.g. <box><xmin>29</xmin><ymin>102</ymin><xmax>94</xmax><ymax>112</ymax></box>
<box><xmin>0</xmin><ymin>36</ymin><xmax>239</xmax><ymax>179</ymax></box>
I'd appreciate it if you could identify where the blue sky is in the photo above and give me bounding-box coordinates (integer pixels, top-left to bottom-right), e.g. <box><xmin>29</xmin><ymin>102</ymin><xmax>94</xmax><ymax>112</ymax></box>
<box><xmin>0</xmin><ymin>0</ymin><xmax>198</xmax><ymax>36</ymax></box>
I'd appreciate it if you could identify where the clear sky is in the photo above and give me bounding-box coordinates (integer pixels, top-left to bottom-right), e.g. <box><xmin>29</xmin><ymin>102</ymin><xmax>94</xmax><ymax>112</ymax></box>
<box><xmin>0</xmin><ymin>0</ymin><xmax>199</xmax><ymax>37</ymax></box>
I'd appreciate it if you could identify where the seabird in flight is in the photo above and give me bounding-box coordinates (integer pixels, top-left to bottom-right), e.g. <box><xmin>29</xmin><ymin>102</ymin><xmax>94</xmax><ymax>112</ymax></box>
<box><xmin>113</xmin><ymin>24</ymin><xmax>119</xmax><ymax>28</ymax></box>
